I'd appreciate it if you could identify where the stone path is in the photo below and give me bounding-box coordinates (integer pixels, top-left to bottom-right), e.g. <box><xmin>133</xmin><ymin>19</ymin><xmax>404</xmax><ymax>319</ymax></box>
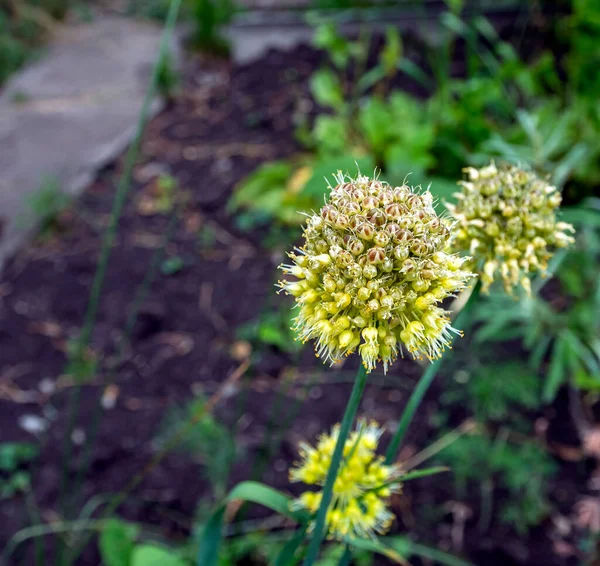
<box><xmin>0</xmin><ymin>17</ymin><xmax>180</xmax><ymax>271</ymax></box>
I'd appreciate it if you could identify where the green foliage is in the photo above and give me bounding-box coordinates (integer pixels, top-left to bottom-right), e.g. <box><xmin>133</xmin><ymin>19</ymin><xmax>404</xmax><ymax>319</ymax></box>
<box><xmin>156</xmin><ymin>54</ymin><xmax>180</xmax><ymax>99</ymax></box>
<box><xmin>187</xmin><ymin>0</ymin><xmax>235</xmax><ymax>55</ymax></box>
<box><xmin>229</xmin><ymin>156</ymin><xmax>374</xmax><ymax>235</ymax></box>
<box><xmin>230</xmin><ymin>9</ymin><xmax>600</xmax><ymax>240</ymax></box>
<box><xmin>65</xmin><ymin>338</ymin><xmax>98</xmax><ymax>383</ymax></box>
<box><xmin>161</xmin><ymin>255</ymin><xmax>185</xmax><ymax>275</ymax></box>
<box><xmin>443</xmin><ymin>362</ymin><xmax>542</xmax><ymax>423</ymax></box>
<box><xmin>0</xmin><ymin>1</ymin><xmax>73</xmax><ymax>84</ymax></box>
<box><xmin>0</xmin><ymin>443</ymin><xmax>37</xmax><ymax>500</ymax></box>
<box><xmin>154</xmin><ymin>400</ymin><xmax>237</xmax><ymax>498</ymax></box>
<box><xmin>132</xmin><ymin>545</ymin><xmax>188</xmax><ymax>566</ymax></box>
<box><xmin>237</xmin><ymin>308</ymin><xmax>303</xmax><ymax>355</ymax></box>
<box><xmin>25</xmin><ymin>176</ymin><xmax>72</xmax><ymax>235</ymax></box>
<box><xmin>99</xmin><ymin>518</ymin><xmax>189</xmax><ymax>566</ymax></box>
<box><xmin>99</xmin><ymin>519</ymin><xmax>140</xmax><ymax>566</ymax></box>
<box><xmin>438</xmin><ymin>433</ymin><xmax>556</xmax><ymax>534</ymax></box>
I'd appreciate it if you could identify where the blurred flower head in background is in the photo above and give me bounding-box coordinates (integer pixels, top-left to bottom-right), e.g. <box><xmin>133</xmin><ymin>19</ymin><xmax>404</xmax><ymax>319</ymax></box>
<box><xmin>290</xmin><ymin>420</ymin><xmax>400</xmax><ymax>540</ymax></box>
<box><xmin>447</xmin><ymin>162</ymin><xmax>575</xmax><ymax>295</ymax></box>
<box><xmin>278</xmin><ymin>172</ymin><xmax>475</xmax><ymax>373</ymax></box>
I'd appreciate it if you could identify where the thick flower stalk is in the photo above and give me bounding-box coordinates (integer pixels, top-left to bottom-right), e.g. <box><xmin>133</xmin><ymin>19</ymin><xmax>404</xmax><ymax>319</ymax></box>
<box><xmin>277</xmin><ymin>172</ymin><xmax>474</xmax><ymax>373</ymax></box>
<box><xmin>446</xmin><ymin>162</ymin><xmax>575</xmax><ymax>295</ymax></box>
<box><xmin>290</xmin><ymin>420</ymin><xmax>400</xmax><ymax>540</ymax></box>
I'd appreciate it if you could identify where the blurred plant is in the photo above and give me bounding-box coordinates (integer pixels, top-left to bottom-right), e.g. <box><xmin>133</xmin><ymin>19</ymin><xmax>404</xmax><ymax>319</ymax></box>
<box><xmin>473</xmin><ymin>102</ymin><xmax>600</xmax><ymax>198</ymax></box>
<box><xmin>562</xmin><ymin>0</ymin><xmax>600</xmax><ymax>100</ymax></box>
<box><xmin>291</xmin><ymin>420</ymin><xmax>402</xmax><ymax>540</ymax></box>
<box><xmin>199</xmin><ymin>431</ymin><xmax>459</xmax><ymax>566</ymax></box>
<box><xmin>187</xmin><ymin>0</ymin><xmax>235</xmax><ymax>55</ymax></box>
<box><xmin>0</xmin><ymin>0</ymin><xmax>73</xmax><ymax>84</ymax></box>
<box><xmin>229</xmin><ymin>157</ymin><xmax>374</xmax><ymax>236</ymax></box>
<box><xmin>0</xmin><ymin>443</ymin><xmax>37</xmax><ymax>500</ymax></box>
<box><xmin>442</xmin><ymin>361</ymin><xmax>542</xmax><ymax>424</ymax></box>
<box><xmin>237</xmin><ymin>307</ymin><xmax>303</xmax><ymax>356</ymax></box>
<box><xmin>305</xmin><ymin>23</ymin><xmax>436</xmax><ymax>177</ymax></box>
<box><xmin>155</xmin><ymin>398</ymin><xmax>238</xmax><ymax>500</ymax></box>
<box><xmin>447</xmin><ymin>162</ymin><xmax>575</xmax><ymax>295</ymax></box>
<box><xmin>437</xmin><ymin>431</ymin><xmax>556</xmax><ymax>534</ymax></box>
<box><xmin>99</xmin><ymin>518</ymin><xmax>189</xmax><ymax>566</ymax></box>
<box><xmin>156</xmin><ymin>53</ymin><xmax>180</xmax><ymax>99</ymax></box>
<box><xmin>472</xmin><ymin>201</ymin><xmax>600</xmax><ymax>403</ymax></box>
<box><xmin>126</xmin><ymin>0</ymin><xmax>235</xmax><ymax>54</ymax></box>
<box><xmin>161</xmin><ymin>255</ymin><xmax>185</xmax><ymax>275</ymax></box>
<box><xmin>25</xmin><ymin>176</ymin><xmax>72</xmax><ymax>236</ymax></box>
<box><xmin>136</xmin><ymin>174</ymin><xmax>180</xmax><ymax>215</ymax></box>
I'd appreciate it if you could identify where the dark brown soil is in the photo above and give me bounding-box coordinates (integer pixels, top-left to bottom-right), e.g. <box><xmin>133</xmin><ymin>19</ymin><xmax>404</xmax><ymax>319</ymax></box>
<box><xmin>0</xmin><ymin>42</ymin><xmax>593</xmax><ymax>566</ymax></box>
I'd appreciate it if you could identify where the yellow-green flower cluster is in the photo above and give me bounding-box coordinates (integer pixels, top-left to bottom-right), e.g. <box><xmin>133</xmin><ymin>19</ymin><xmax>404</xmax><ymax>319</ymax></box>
<box><xmin>446</xmin><ymin>162</ymin><xmax>575</xmax><ymax>295</ymax></box>
<box><xmin>290</xmin><ymin>420</ymin><xmax>400</xmax><ymax>540</ymax></box>
<box><xmin>278</xmin><ymin>172</ymin><xmax>474</xmax><ymax>373</ymax></box>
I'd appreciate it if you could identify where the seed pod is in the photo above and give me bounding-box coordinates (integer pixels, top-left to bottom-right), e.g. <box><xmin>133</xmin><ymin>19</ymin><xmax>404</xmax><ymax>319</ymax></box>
<box><xmin>448</xmin><ymin>162</ymin><xmax>574</xmax><ymax>295</ymax></box>
<box><xmin>367</xmin><ymin>247</ymin><xmax>386</xmax><ymax>264</ymax></box>
<box><xmin>363</xmin><ymin>264</ymin><xmax>378</xmax><ymax>279</ymax></box>
<box><xmin>373</xmin><ymin>230</ymin><xmax>390</xmax><ymax>247</ymax></box>
<box><xmin>321</xmin><ymin>205</ymin><xmax>338</xmax><ymax>222</ymax></box>
<box><xmin>357</xmin><ymin>222</ymin><xmax>375</xmax><ymax>240</ymax></box>
<box><xmin>362</xmin><ymin>196</ymin><xmax>379</xmax><ymax>209</ymax></box>
<box><xmin>366</xmin><ymin>208</ymin><xmax>387</xmax><ymax>226</ymax></box>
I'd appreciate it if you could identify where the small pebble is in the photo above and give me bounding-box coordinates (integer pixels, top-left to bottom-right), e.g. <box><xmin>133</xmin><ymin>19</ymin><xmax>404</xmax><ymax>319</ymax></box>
<box><xmin>19</xmin><ymin>414</ymin><xmax>47</xmax><ymax>435</ymax></box>
<box><xmin>39</xmin><ymin>378</ymin><xmax>55</xmax><ymax>395</ymax></box>
<box><xmin>308</xmin><ymin>386</ymin><xmax>322</xmax><ymax>400</ymax></box>
<box><xmin>71</xmin><ymin>428</ymin><xmax>86</xmax><ymax>446</ymax></box>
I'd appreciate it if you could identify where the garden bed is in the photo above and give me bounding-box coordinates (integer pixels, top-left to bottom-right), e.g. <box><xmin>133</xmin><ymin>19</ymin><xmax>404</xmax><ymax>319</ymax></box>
<box><xmin>0</xmin><ymin>39</ymin><xmax>594</xmax><ymax>566</ymax></box>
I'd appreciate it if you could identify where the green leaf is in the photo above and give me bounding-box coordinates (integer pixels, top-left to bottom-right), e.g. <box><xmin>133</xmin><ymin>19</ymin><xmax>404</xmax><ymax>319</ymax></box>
<box><xmin>560</xmin><ymin>206</ymin><xmax>600</xmax><ymax>228</ymax></box>
<box><xmin>0</xmin><ymin>443</ymin><xmax>38</xmax><ymax>472</ymax></box>
<box><xmin>161</xmin><ymin>256</ymin><xmax>184</xmax><ymax>275</ymax></box>
<box><xmin>313</xmin><ymin>23</ymin><xmax>350</xmax><ymax>69</ymax></box>
<box><xmin>397</xmin><ymin>59</ymin><xmax>432</xmax><ymax>89</ymax></box>
<box><xmin>398</xmin><ymin>466</ymin><xmax>449</xmax><ymax>482</ymax></box>
<box><xmin>274</xmin><ymin>526</ymin><xmax>307</xmax><ymax>566</ymax></box>
<box><xmin>197</xmin><ymin>482</ymin><xmax>309</xmax><ymax>566</ymax></box>
<box><xmin>543</xmin><ymin>334</ymin><xmax>567</xmax><ymax>403</ymax></box>
<box><xmin>312</xmin><ymin>116</ymin><xmax>349</xmax><ymax>155</ymax></box>
<box><xmin>380</xmin><ymin>27</ymin><xmax>402</xmax><ymax>75</ymax></box>
<box><xmin>310</xmin><ymin>69</ymin><xmax>344</xmax><ymax>110</ymax></box>
<box><xmin>99</xmin><ymin>519</ymin><xmax>139</xmax><ymax>566</ymax></box>
<box><xmin>345</xmin><ymin>537</ymin><xmax>407</xmax><ymax>564</ymax></box>
<box><xmin>399</xmin><ymin>538</ymin><xmax>474</xmax><ymax>566</ymax></box>
<box><xmin>553</xmin><ymin>143</ymin><xmax>590</xmax><ymax>189</ymax></box>
<box><xmin>132</xmin><ymin>545</ymin><xmax>187</xmax><ymax>566</ymax></box>
<box><xmin>229</xmin><ymin>161</ymin><xmax>292</xmax><ymax>211</ymax></box>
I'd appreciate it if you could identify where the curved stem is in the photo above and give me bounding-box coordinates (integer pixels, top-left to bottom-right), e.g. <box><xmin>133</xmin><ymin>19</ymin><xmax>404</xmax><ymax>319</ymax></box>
<box><xmin>303</xmin><ymin>364</ymin><xmax>369</xmax><ymax>566</ymax></box>
<box><xmin>385</xmin><ymin>282</ymin><xmax>481</xmax><ymax>465</ymax></box>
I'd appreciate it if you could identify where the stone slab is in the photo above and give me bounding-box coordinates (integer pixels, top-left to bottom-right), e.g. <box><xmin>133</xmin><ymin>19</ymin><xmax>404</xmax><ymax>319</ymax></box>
<box><xmin>0</xmin><ymin>17</ymin><xmax>180</xmax><ymax>271</ymax></box>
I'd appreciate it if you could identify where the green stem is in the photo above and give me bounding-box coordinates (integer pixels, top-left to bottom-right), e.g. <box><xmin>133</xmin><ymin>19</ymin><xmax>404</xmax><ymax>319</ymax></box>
<box><xmin>55</xmin><ymin>0</ymin><xmax>183</xmax><ymax>563</ymax></box>
<box><xmin>385</xmin><ymin>282</ymin><xmax>481</xmax><ymax>465</ymax></box>
<box><xmin>303</xmin><ymin>364</ymin><xmax>368</xmax><ymax>566</ymax></box>
<box><xmin>66</xmin><ymin>208</ymin><xmax>180</xmax><ymax>522</ymax></box>
<box><xmin>337</xmin><ymin>545</ymin><xmax>353</xmax><ymax>566</ymax></box>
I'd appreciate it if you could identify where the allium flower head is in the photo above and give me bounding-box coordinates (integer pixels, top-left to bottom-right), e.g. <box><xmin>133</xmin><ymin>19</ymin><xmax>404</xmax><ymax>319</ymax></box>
<box><xmin>446</xmin><ymin>162</ymin><xmax>575</xmax><ymax>295</ymax></box>
<box><xmin>290</xmin><ymin>420</ymin><xmax>400</xmax><ymax>540</ymax></box>
<box><xmin>278</xmin><ymin>172</ymin><xmax>474</xmax><ymax>372</ymax></box>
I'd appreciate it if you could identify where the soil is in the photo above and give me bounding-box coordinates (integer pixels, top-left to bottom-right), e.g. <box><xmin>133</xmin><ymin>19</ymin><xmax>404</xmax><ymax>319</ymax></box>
<box><xmin>0</xmin><ymin>33</ymin><xmax>594</xmax><ymax>566</ymax></box>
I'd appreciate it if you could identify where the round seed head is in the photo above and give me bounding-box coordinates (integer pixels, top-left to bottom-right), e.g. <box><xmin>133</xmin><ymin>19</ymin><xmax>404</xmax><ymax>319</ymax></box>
<box><xmin>278</xmin><ymin>172</ymin><xmax>475</xmax><ymax>372</ymax></box>
<box><xmin>447</xmin><ymin>162</ymin><xmax>575</xmax><ymax>295</ymax></box>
